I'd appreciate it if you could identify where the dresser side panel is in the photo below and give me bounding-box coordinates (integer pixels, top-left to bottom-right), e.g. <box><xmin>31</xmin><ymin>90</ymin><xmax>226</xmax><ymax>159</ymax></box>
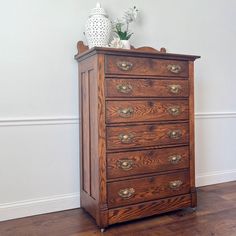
<box><xmin>97</xmin><ymin>54</ymin><xmax>108</xmax><ymax>228</ymax></box>
<box><xmin>188</xmin><ymin>61</ymin><xmax>197</xmax><ymax>207</ymax></box>
<box><xmin>79</xmin><ymin>55</ymin><xmax>100</xmax><ymax>219</ymax></box>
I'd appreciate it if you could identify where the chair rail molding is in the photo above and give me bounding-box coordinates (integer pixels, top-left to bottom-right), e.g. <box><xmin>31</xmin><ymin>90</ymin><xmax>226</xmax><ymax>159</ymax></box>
<box><xmin>0</xmin><ymin>117</ymin><xmax>79</xmax><ymax>127</ymax></box>
<box><xmin>0</xmin><ymin>112</ymin><xmax>235</xmax><ymax>127</ymax></box>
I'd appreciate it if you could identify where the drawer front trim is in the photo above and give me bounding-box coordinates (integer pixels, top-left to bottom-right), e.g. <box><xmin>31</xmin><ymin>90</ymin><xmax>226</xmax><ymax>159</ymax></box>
<box><xmin>107</xmin><ymin>146</ymin><xmax>189</xmax><ymax>179</ymax></box>
<box><xmin>107</xmin><ymin>171</ymin><xmax>190</xmax><ymax>207</ymax></box>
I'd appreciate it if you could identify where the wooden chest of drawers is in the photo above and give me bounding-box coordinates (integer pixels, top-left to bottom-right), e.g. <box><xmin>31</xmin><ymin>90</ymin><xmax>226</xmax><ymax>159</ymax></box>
<box><xmin>75</xmin><ymin>42</ymin><xmax>200</xmax><ymax>230</ymax></box>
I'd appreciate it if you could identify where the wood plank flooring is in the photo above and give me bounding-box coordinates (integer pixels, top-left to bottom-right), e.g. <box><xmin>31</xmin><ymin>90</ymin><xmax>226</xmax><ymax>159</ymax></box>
<box><xmin>0</xmin><ymin>181</ymin><xmax>236</xmax><ymax>236</ymax></box>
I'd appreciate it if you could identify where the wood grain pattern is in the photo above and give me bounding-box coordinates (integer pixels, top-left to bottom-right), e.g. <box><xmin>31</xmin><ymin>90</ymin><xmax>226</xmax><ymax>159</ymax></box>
<box><xmin>105</xmin><ymin>78</ymin><xmax>189</xmax><ymax>98</ymax></box>
<box><xmin>106</xmin><ymin>100</ymin><xmax>189</xmax><ymax>123</ymax></box>
<box><xmin>0</xmin><ymin>182</ymin><xmax>235</xmax><ymax>235</ymax></box>
<box><xmin>107</xmin><ymin>171</ymin><xmax>190</xmax><ymax>207</ymax></box>
<box><xmin>107</xmin><ymin>123</ymin><xmax>189</xmax><ymax>150</ymax></box>
<box><xmin>188</xmin><ymin>61</ymin><xmax>196</xmax><ymax>207</ymax></box>
<box><xmin>79</xmin><ymin>56</ymin><xmax>100</xmax><ymax>222</ymax></box>
<box><xmin>97</xmin><ymin>54</ymin><xmax>109</xmax><ymax>228</ymax></box>
<box><xmin>76</xmin><ymin>44</ymin><xmax>199</xmax><ymax>229</ymax></box>
<box><xmin>105</xmin><ymin>55</ymin><xmax>189</xmax><ymax>77</ymax></box>
<box><xmin>108</xmin><ymin>194</ymin><xmax>192</xmax><ymax>224</ymax></box>
<box><xmin>107</xmin><ymin>146</ymin><xmax>189</xmax><ymax>179</ymax></box>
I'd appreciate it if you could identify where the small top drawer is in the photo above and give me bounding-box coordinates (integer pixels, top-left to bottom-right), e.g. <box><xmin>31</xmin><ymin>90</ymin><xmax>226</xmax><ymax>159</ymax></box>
<box><xmin>105</xmin><ymin>55</ymin><xmax>189</xmax><ymax>77</ymax></box>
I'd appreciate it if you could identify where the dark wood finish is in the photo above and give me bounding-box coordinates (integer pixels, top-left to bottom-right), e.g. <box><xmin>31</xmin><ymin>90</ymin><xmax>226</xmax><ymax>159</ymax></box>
<box><xmin>107</xmin><ymin>123</ymin><xmax>189</xmax><ymax>150</ymax></box>
<box><xmin>107</xmin><ymin>171</ymin><xmax>190</xmax><ymax>207</ymax></box>
<box><xmin>75</xmin><ymin>42</ymin><xmax>199</xmax><ymax>229</ymax></box>
<box><xmin>106</xmin><ymin>78</ymin><xmax>189</xmax><ymax>98</ymax></box>
<box><xmin>131</xmin><ymin>45</ymin><xmax>167</xmax><ymax>53</ymax></box>
<box><xmin>188</xmin><ymin>61</ymin><xmax>197</xmax><ymax>207</ymax></box>
<box><xmin>105</xmin><ymin>55</ymin><xmax>189</xmax><ymax>77</ymax></box>
<box><xmin>106</xmin><ymin>100</ymin><xmax>189</xmax><ymax>123</ymax></box>
<box><xmin>77</xmin><ymin>41</ymin><xmax>89</xmax><ymax>54</ymax></box>
<box><xmin>108</xmin><ymin>194</ymin><xmax>191</xmax><ymax>224</ymax></box>
<box><xmin>77</xmin><ymin>41</ymin><xmax>167</xmax><ymax>55</ymax></box>
<box><xmin>107</xmin><ymin>146</ymin><xmax>189</xmax><ymax>179</ymax></box>
<box><xmin>75</xmin><ymin>44</ymin><xmax>200</xmax><ymax>62</ymax></box>
<box><xmin>1</xmin><ymin>182</ymin><xmax>235</xmax><ymax>236</ymax></box>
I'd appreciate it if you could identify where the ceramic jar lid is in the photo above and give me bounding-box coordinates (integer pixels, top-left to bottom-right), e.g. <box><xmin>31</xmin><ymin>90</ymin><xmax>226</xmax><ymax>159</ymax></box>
<box><xmin>89</xmin><ymin>2</ymin><xmax>108</xmax><ymax>17</ymax></box>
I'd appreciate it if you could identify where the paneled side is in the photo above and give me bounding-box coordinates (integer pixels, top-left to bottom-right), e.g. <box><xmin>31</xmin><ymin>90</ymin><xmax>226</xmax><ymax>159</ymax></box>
<box><xmin>81</xmin><ymin>71</ymin><xmax>90</xmax><ymax>194</ymax></box>
<box><xmin>88</xmin><ymin>68</ymin><xmax>99</xmax><ymax>200</ymax></box>
<box><xmin>79</xmin><ymin>55</ymin><xmax>100</xmax><ymax>220</ymax></box>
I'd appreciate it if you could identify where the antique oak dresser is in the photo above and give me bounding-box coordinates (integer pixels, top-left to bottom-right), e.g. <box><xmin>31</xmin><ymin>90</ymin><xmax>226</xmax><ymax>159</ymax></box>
<box><xmin>75</xmin><ymin>41</ymin><xmax>200</xmax><ymax>231</ymax></box>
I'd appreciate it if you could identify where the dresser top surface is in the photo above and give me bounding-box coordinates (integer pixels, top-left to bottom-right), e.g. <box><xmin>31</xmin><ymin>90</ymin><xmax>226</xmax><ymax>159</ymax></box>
<box><xmin>75</xmin><ymin>41</ymin><xmax>200</xmax><ymax>62</ymax></box>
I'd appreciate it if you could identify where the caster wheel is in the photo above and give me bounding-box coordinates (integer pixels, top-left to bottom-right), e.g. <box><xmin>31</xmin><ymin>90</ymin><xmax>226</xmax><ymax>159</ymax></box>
<box><xmin>191</xmin><ymin>207</ymin><xmax>197</xmax><ymax>212</ymax></box>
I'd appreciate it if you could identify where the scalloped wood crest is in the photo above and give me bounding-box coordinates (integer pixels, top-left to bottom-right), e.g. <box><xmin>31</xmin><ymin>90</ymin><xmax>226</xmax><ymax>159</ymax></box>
<box><xmin>77</xmin><ymin>41</ymin><xmax>166</xmax><ymax>55</ymax></box>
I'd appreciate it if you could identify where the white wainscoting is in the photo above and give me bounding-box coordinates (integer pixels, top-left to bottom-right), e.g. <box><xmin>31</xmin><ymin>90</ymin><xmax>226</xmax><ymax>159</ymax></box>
<box><xmin>0</xmin><ymin>193</ymin><xmax>80</xmax><ymax>222</ymax></box>
<box><xmin>0</xmin><ymin>112</ymin><xmax>236</xmax><ymax>221</ymax></box>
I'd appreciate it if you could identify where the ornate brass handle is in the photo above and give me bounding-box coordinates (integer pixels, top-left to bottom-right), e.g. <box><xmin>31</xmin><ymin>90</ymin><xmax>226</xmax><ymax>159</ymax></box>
<box><xmin>117</xmin><ymin>61</ymin><xmax>133</xmax><ymax>71</ymax></box>
<box><xmin>167</xmin><ymin>64</ymin><xmax>182</xmax><ymax>74</ymax></box>
<box><xmin>118</xmin><ymin>188</ymin><xmax>135</xmax><ymax>199</ymax></box>
<box><xmin>119</xmin><ymin>133</ymin><xmax>135</xmax><ymax>143</ymax></box>
<box><xmin>169</xmin><ymin>180</ymin><xmax>183</xmax><ymax>189</ymax></box>
<box><xmin>167</xmin><ymin>106</ymin><xmax>181</xmax><ymax>116</ymax></box>
<box><xmin>168</xmin><ymin>130</ymin><xmax>182</xmax><ymax>140</ymax></box>
<box><xmin>116</xmin><ymin>84</ymin><xmax>133</xmax><ymax>94</ymax></box>
<box><xmin>117</xmin><ymin>159</ymin><xmax>134</xmax><ymax>171</ymax></box>
<box><xmin>118</xmin><ymin>107</ymin><xmax>134</xmax><ymax>118</ymax></box>
<box><xmin>168</xmin><ymin>155</ymin><xmax>182</xmax><ymax>164</ymax></box>
<box><xmin>168</xmin><ymin>84</ymin><xmax>182</xmax><ymax>94</ymax></box>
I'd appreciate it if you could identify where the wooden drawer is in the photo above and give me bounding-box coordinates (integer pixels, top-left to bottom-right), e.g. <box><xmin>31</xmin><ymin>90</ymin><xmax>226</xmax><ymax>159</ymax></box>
<box><xmin>106</xmin><ymin>100</ymin><xmax>189</xmax><ymax>124</ymax></box>
<box><xmin>105</xmin><ymin>78</ymin><xmax>189</xmax><ymax>98</ymax></box>
<box><xmin>107</xmin><ymin>146</ymin><xmax>189</xmax><ymax>179</ymax></box>
<box><xmin>105</xmin><ymin>55</ymin><xmax>188</xmax><ymax>77</ymax></box>
<box><xmin>107</xmin><ymin>171</ymin><xmax>190</xmax><ymax>207</ymax></box>
<box><xmin>107</xmin><ymin>123</ymin><xmax>189</xmax><ymax>150</ymax></box>
<box><xmin>108</xmin><ymin>194</ymin><xmax>192</xmax><ymax>224</ymax></box>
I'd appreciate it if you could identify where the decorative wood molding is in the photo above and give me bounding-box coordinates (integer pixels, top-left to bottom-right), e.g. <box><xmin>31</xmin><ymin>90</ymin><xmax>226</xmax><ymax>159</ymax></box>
<box><xmin>76</xmin><ymin>41</ymin><xmax>166</xmax><ymax>55</ymax></box>
<box><xmin>77</xmin><ymin>41</ymin><xmax>89</xmax><ymax>54</ymax></box>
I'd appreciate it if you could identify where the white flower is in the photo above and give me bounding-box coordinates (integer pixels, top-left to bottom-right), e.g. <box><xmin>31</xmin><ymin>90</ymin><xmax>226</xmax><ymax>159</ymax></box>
<box><xmin>123</xmin><ymin>6</ymin><xmax>138</xmax><ymax>24</ymax></box>
<box><xmin>109</xmin><ymin>37</ymin><xmax>123</xmax><ymax>48</ymax></box>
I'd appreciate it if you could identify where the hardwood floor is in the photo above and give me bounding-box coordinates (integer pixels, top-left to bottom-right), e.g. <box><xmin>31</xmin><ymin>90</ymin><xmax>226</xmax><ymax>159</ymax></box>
<box><xmin>0</xmin><ymin>181</ymin><xmax>236</xmax><ymax>236</ymax></box>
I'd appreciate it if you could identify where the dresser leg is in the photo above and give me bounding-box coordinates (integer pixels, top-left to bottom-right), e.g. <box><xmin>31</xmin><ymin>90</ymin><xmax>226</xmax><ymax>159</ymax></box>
<box><xmin>100</xmin><ymin>228</ymin><xmax>105</xmax><ymax>233</ymax></box>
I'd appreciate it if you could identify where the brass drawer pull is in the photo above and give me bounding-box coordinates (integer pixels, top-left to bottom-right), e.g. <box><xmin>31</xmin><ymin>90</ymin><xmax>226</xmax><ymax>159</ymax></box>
<box><xmin>169</xmin><ymin>180</ymin><xmax>183</xmax><ymax>189</ymax></box>
<box><xmin>168</xmin><ymin>84</ymin><xmax>182</xmax><ymax>94</ymax></box>
<box><xmin>118</xmin><ymin>188</ymin><xmax>135</xmax><ymax>199</ymax></box>
<box><xmin>167</xmin><ymin>106</ymin><xmax>181</xmax><ymax>116</ymax></box>
<box><xmin>116</xmin><ymin>84</ymin><xmax>133</xmax><ymax>94</ymax></box>
<box><xmin>167</xmin><ymin>64</ymin><xmax>182</xmax><ymax>74</ymax></box>
<box><xmin>168</xmin><ymin>130</ymin><xmax>182</xmax><ymax>140</ymax></box>
<box><xmin>119</xmin><ymin>133</ymin><xmax>135</xmax><ymax>143</ymax></box>
<box><xmin>118</xmin><ymin>107</ymin><xmax>134</xmax><ymax>118</ymax></box>
<box><xmin>168</xmin><ymin>155</ymin><xmax>182</xmax><ymax>164</ymax></box>
<box><xmin>117</xmin><ymin>159</ymin><xmax>134</xmax><ymax>170</ymax></box>
<box><xmin>117</xmin><ymin>61</ymin><xmax>133</xmax><ymax>71</ymax></box>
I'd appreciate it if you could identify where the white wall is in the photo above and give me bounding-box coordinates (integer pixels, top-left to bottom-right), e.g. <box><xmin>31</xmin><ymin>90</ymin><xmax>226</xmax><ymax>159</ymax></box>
<box><xmin>0</xmin><ymin>0</ymin><xmax>236</xmax><ymax>221</ymax></box>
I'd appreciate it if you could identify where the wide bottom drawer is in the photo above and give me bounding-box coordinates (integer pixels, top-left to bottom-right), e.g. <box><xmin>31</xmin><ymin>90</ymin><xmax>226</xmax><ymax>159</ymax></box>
<box><xmin>108</xmin><ymin>194</ymin><xmax>192</xmax><ymax>225</ymax></box>
<box><xmin>107</xmin><ymin>171</ymin><xmax>190</xmax><ymax>208</ymax></box>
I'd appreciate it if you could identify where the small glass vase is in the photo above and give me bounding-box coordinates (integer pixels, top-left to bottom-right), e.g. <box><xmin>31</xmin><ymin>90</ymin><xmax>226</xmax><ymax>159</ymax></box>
<box><xmin>121</xmin><ymin>40</ymin><xmax>131</xmax><ymax>49</ymax></box>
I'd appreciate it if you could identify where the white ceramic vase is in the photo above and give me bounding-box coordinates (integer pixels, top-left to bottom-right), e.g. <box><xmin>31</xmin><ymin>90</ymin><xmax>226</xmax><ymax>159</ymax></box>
<box><xmin>85</xmin><ymin>3</ymin><xmax>112</xmax><ymax>49</ymax></box>
<box><xmin>121</xmin><ymin>40</ymin><xmax>131</xmax><ymax>49</ymax></box>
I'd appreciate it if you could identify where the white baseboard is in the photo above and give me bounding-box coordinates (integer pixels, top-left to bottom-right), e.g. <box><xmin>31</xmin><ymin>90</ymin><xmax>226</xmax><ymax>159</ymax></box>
<box><xmin>196</xmin><ymin>169</ymin><xmax>236</xmax><ymax>187</ymax></box>
<box><xmin>0</xmin><ymin>193</ymin><xmax>80</xmax><ymax>222</ymax></box>
<box><xmin>1</xmin><ymin>169</ymin><xmax>236</xmax><ymax>222</ymax></box>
